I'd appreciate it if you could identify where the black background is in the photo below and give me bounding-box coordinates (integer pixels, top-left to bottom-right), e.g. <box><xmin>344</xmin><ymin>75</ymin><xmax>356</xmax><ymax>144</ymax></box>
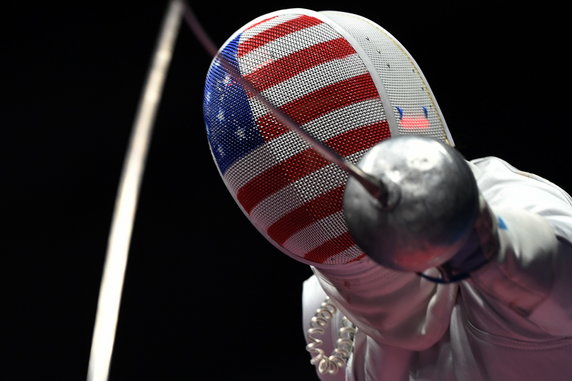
<box><xmin>5</xmin><ymin>1</ymin><xmax>569</xmax><ymax>380</ymax></box>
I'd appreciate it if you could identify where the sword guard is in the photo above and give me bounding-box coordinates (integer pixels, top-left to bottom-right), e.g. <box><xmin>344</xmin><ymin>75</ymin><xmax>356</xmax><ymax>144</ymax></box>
<box><xmin>343</xmin><ymin>135</ymin><xmax>480</xmax><ymax>272</ymax></box>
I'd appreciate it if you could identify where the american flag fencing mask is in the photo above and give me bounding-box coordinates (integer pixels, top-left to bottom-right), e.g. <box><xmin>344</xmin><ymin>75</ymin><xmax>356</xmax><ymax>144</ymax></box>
<box><xmin>203</xmin><ymin>9</ymin><xmax>453</xmax><ymax>266</ymax></box>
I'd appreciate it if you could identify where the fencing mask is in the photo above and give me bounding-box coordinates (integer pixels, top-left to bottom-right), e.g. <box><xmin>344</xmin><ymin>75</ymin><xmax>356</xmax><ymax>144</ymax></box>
<box><xmin>203</xmin><ymin>8</ymin><xmax>453</xmax><ymax>266</ymax></box>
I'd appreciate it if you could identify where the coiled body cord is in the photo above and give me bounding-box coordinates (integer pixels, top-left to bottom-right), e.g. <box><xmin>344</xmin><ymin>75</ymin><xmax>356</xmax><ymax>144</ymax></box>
<box><xmin>306</xmin><ymin>298</ymin><xmax>357</xmax><ymax>375</ymax></box>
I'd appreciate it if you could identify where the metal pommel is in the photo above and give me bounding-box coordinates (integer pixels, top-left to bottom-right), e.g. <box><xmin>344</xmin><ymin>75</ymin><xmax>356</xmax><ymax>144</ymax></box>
<box><xmin>343</xmin><ymin>135</ymin><xmax>479</xmax><ymax>272</ymax></box>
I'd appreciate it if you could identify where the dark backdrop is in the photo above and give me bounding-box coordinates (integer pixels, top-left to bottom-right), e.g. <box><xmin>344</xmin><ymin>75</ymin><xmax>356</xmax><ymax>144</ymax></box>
<box><xmin>5</xmin><ymin>1</ymin><xmax>569</xmax><ymax>380</ymax></box>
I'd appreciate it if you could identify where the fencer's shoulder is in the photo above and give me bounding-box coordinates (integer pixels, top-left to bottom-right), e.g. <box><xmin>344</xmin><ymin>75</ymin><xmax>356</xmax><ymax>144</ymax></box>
<box><xmin>469</xmin><ymin>156</ymin><xmax>511</xmax><ymax>171</ymax></box>
<box><xmin>468</xmin><ymin>156</ymin><xmax>572</xmax><ymax>239</ymax></box>
<box><xmin>468</xmin><ymin>156</ymin><xmax>572</xmax><ymax>205</ymax></box>
<box><xmin>468</xmin><ymin>156</ymin><xmax>543</xmax><ymax>183</ymax></box>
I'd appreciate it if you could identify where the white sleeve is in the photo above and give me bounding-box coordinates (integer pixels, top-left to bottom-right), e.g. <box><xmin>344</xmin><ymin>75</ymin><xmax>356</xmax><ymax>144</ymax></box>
<box><xmin>302</xmin><ymin>274</ymin><xmax>424</xmax><ymax>381</ymax></box>
<box><xmin>311</xmin><ymin>258</ymin><xmax>458</xmax><ymax>351</ymax></box>
<box><xmin>469</xmin><ymin>157</ymin><xmax>572</xmax><ymax>335</ymax></box>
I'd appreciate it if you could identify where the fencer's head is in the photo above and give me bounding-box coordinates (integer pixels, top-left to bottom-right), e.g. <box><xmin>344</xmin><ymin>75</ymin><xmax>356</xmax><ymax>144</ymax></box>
<box><xmin>203</xmin><ymin>8</ymin><xmax>451</xmax><ymax>266</ymax></box>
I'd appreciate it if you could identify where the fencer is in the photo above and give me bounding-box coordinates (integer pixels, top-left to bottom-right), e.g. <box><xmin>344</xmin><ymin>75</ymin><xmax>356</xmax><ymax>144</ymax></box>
<box><xmin>202</xmin><ymin>8</ymin><xmax>572</xmax><ymax>380</ymax></box>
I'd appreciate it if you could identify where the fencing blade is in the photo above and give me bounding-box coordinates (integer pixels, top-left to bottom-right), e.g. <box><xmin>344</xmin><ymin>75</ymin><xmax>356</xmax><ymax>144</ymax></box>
<box><xmin>86</xmin><ymin>1</ymin><xmax>184</xmax><ymax>380</ymax></box>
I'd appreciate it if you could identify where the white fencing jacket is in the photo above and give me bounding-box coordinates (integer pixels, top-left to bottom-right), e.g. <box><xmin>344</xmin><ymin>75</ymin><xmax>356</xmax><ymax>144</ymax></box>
<box><xmin>302</xmin><ymin>157</ymin><xmax>572</xmax><ymax>380</ymax></box>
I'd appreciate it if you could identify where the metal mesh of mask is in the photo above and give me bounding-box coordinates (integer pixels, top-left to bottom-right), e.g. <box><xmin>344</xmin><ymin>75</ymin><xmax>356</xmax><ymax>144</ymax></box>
<box><xmin>203</xmin><ymin>9</ymin><xmax>451</xmax><ymax>266</ymax></box>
